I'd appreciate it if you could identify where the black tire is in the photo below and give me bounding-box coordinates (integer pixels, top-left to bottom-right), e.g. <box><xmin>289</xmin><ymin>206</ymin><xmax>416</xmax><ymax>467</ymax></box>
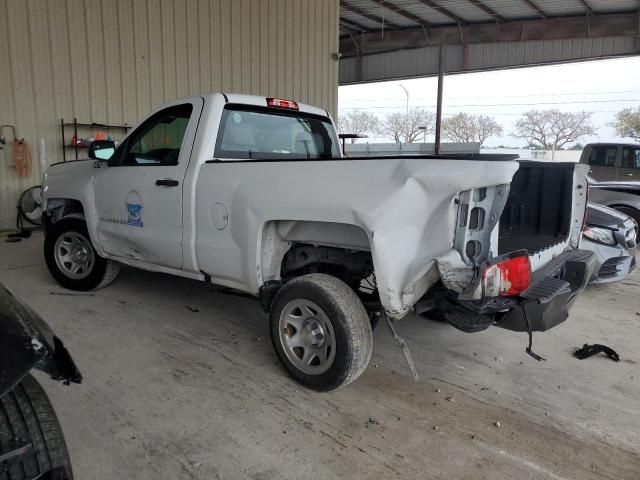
<box><xmin>44</xmin><ymin>216</ymin><xmax>119</xmax><ymax>291</ymax></box>
<box><xmin>0</xmin><ymin>374</ymin><xmax>74</xmax><ymax>479</ymax></box>
<box><xmin>270</xmin><ymin>274</ymin><xmax>373</xmax><ymax>391</ymax></box>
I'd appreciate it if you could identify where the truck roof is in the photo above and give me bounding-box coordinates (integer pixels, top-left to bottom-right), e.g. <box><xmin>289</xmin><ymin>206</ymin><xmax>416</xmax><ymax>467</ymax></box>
<box><xmin>585</xmin><ymin>142</ymin><xmax>640</xmax><ymax>148</ymax></box>
<box><xmin>203</xmin><ymin>93</ymin><xmax>330</xmax><ymax>118</ymax></box>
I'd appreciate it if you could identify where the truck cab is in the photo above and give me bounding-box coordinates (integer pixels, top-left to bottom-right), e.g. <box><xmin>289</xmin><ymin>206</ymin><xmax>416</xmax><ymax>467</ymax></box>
<box><xmin>580</xmin><ymin>142</ymin><xmax>640</xmax><ymax>181</ymax></box>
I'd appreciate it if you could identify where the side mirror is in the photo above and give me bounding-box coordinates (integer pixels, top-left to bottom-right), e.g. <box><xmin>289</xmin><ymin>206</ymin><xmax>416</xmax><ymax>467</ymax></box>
<box><xmin>88</xmin><ymin>140</ymin><xmax>115</xmax><ymax>161</ymax></box>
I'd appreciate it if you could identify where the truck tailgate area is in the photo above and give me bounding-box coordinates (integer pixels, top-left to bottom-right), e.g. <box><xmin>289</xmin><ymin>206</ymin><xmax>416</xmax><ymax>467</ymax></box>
<box><xmin>498</xmin><ymin>162</ymin><xmax>574</xmax><ymax>256</ymax></box>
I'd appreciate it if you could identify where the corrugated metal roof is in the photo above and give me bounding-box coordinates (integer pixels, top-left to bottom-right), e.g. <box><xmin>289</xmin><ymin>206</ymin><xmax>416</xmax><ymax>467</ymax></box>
<box><xmin>339</xmin><ymin>34</ymin><xmax>637</xmax><ymax>83</ymax></box>
<box><xmin>340</xmin><ymin>0</ymin><xmax>639</xmax><ymax>34</ymax></box>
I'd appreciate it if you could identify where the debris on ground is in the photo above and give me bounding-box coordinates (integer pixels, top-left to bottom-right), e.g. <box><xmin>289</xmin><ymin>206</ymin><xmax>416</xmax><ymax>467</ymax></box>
<box><xmin>185</xmin><ymin>306</ymin><xmax>200</xmax><ymax>313</ymax></box>
<box><xmin>494</xmin><ymin>421</ymin><xmax>501</xmax><ymax>428</ymax></box>
<box><xmin>494</xmin><ymin>356</ymin><xmax>504</xmax><ymax>362</ymax></box>
<box><xmin>446</xmin><ymin>396</ymin><xmax>456</xmax><ymax>403</ymax></box>
<box><xmin>435</xmin><ymin>388</ymin><xmax>441</xmax><ymax>393</ymax></box>
<box><xmin>574</xmin><ymin>344</ymin><xmax>620</xmax><ymax>362</ymax></box>
<box><xmin>365</xmin><ymin>418</ymin><xmax>380</xmax><ymax>427</ymax></box>
<box><xmin>433</xmin><ymin>426</ymin><xmax>439</xmax><ymax>431</ymax></box>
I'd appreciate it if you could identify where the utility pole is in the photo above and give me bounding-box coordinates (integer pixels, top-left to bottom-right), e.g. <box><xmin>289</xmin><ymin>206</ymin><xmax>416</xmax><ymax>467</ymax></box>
<box><xmin>399</xmin><ymin>84</ymin><xmax>409</xmax><ymax>116</ymax></box>
<box><xmin>435</xmin><ymin>45</ymin><xmax>444</xmax><ymax>155</ymax></box>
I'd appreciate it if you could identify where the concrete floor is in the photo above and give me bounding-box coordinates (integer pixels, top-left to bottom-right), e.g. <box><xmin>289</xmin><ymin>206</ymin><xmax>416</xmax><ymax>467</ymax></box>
<box><xmin>1</xmin><ymin>234</ymin><xmax>639</xmax><ymax>479</ymax></box>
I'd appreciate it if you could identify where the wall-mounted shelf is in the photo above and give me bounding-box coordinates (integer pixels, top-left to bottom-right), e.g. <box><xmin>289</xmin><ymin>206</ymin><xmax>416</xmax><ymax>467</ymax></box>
<box><xmin>60</xmin><ymin>118</ymin><xmax>130</xmax><ymax>161</ymax></box>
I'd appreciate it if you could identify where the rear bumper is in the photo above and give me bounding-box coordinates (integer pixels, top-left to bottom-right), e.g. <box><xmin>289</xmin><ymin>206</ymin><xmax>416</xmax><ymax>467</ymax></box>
<box><xmin>432</xmin><ymin>249</ymin><xmax>596</xmax><ymax>333</ymax></box>
<box><xmin>497</xmin><ymin>249</ymin><xmax>595</xmax><ymax>332</ymax></box>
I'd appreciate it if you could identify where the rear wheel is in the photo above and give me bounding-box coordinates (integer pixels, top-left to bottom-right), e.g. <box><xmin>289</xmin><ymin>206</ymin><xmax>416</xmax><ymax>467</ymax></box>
<box><xmin>0</xmin><ymin>374</ymin><xmax>74</xmax><ymax>479</ymax></box>
<box><xmin>44</xmin><ymin>216</ymin><xmax>119</xmax><ymax>291</ymax></box>
<box><xmin>270</xmin><ymin>274</ymin><xmax>373</xmax><ymax>391</ymax></box>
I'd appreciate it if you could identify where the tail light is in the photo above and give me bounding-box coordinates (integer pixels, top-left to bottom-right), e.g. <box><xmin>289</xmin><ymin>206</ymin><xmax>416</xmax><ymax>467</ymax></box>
<box><xmin>481</xmin><ymin>250</ymin><xmax>531</xmax><ymax>297</ymax></box>
<box><xmin>266</xmin><ymin>97</ymin><xmax>299</xmax><ymax>110</ymax></box>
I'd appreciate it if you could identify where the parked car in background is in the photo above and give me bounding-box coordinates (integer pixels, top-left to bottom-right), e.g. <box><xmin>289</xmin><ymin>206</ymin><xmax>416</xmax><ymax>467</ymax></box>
<box><xmin>0</xmin><ymin>282</ymin><xmax>82</xmax><ymax>480</ymax></box>
<box><xmin>588</xmin><ymin>179</ymin><xmax>640</xmax><ymax>241</ymax></box>
<box><xmin>582</xmin><ymin>203</ymin><xmax>637</xmax><ymax>283</ymax></box>
<box><xmin>580</xmin><ymin>143</ymin><xmax>640</xmax><ymax>181</ymax></box>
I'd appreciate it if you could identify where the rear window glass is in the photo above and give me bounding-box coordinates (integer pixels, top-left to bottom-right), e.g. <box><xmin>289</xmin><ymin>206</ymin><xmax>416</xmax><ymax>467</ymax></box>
<box><xmin>214</xmin><ymin>106</ymin><xmax>339</xmax><ymax>160</ymax></box>
<box><xmin>588</xmin><ymin>146</ymin><xmax>617</xmax><ymax>167</ymax></box>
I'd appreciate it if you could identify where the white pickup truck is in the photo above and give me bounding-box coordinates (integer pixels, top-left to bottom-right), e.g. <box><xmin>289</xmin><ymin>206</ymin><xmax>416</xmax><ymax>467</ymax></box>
<box><xmin>42</xmin><ymin>93</ymin><xmax>595</xmax><ymax>390</ymax></box>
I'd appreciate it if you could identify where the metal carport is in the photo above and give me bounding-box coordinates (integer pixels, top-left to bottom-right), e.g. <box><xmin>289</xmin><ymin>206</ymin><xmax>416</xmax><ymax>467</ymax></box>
<box><xmin>338</xmin><ymin>0</ymin><xmax>640</xmax><ymax>151</ymax></box>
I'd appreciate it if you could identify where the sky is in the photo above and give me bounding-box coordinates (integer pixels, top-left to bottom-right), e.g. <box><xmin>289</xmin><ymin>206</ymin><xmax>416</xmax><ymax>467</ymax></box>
<box><xmin>337</xmin><ymin>56</ymin><xmax>640</xmax><ymax>147</ymax></box>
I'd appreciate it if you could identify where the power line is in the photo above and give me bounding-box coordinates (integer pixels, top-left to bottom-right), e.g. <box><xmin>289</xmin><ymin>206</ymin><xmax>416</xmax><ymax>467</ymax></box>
<box><xmin>340</xmin><ymin>98</ymin><xmax>640</xmax><ymax>110</ymax></box>
<box><xmin>339</xmin><ymin>89</ymin><xmax>640</xmax><ymax>104</ymax></box>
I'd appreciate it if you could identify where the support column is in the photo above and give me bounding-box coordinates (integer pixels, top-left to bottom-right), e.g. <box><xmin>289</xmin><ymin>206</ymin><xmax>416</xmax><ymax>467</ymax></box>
<box><xmin>435</xmin><ymin>45</ymin><xmax>444</xmax><ymax>155</ymax></box>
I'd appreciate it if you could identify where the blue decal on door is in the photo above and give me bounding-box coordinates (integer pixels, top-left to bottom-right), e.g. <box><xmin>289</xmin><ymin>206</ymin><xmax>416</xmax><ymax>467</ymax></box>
<box><xmin>126</xmin><ymin>190</ymin><xmax>144</xmax><ymax>227</ymax></box>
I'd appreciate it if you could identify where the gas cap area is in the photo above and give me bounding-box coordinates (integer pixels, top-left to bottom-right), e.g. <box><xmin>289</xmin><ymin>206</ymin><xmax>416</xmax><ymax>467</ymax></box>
<box><xmin>210</xmin><ymin>203</ymin><xmax>229</xmax><ymax>230</ymax></box>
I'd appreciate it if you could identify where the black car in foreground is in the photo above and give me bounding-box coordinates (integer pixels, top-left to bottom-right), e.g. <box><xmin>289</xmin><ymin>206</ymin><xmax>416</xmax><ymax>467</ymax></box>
<box><xmin>0</xmin><ymin>283</ymin><xmax>81</xmax><ymax>479</ymax></box>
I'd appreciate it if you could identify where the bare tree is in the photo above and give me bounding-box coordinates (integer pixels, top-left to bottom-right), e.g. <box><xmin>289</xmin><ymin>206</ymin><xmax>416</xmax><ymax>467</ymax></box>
<box><xmin>380</xmin><ymin>108</ymin><xmax>436</xmax><ymax>143</ymax></box>
<box><xmin>442</xmin><ymin>113</ymin><xmax>503</xmax><ymax>146</ymax></box>
<box><xmin>513</xmin><ymin>110</ymin><xmax>596</xmax><ymax>157</ymax></box>
<box><xmin>613</xmin><ymin>107</ymin><xmax>640</xmax><ymax>142</ymax></box>
<box><xmin>336</xmin><ymin>110</ymin><xmax>380</xmax><ymax>143</ymax></box>
<box><xmin>381</xmin><ymin>112</ymin><xmax>406</xmax><ymax>143</ymax></box>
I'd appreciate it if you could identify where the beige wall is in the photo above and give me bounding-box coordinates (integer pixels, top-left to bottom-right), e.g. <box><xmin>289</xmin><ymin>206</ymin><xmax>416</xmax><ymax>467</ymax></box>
<box><xmin>0</xmin><ymin>0</ymin><xmax>339</xmax><ymax>228</ymax></box>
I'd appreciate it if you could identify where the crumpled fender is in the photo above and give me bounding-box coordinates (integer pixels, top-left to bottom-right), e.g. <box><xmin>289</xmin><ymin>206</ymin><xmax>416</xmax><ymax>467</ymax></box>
<box><xmin>360</xmin><ymin>159</ymin><xmax>519</xmax><ymax>318</ymax></box>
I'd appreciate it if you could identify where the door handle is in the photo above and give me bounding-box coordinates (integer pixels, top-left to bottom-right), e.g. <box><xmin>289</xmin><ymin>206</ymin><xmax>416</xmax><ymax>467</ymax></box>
<box><xmin>156</xmin><ymin>179</ymin><xmax>179</xmax><ymax>187</ymax></box>
<box><xmin>622</xmin><ymin>173</ymin><xmax>633</xmax><ymax>177</ymax></box>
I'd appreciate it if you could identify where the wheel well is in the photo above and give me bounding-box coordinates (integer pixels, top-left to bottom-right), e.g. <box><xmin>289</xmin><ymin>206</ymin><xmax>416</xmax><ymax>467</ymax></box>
<box><xmin>258</xmin><ymin>221</ymin><xmax>378</xmax><ymax>312</ymax></box>
<box><xmin>44</xmin><ymin>198</ymin><xmax>85</xmax><ymax>226</ymax></box>
<box><xmin>609</xmin><ymin>204</ymin><xmax>640</xmax><ymax>216</ymax></box>
<box><xmin>281</xmin><ymin>243</ymin><xmax>374</xmax><ymax>288</ymax></box>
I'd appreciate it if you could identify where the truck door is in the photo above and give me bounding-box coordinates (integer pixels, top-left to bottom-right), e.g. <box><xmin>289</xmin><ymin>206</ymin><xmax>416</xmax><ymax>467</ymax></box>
<box><xmin>585</xmin><ymin>144</ymin><xmax>619</xmax><ymax>181</ymax></box>
<box><xmin>620</xmin><ymin>146</ymin><xmax>640</xmax><ymax>180</ymax></box>
<box><xmin>93</xmin><ymin>98</ymin><xmax>203</xmax><ymax>269</ymax></box>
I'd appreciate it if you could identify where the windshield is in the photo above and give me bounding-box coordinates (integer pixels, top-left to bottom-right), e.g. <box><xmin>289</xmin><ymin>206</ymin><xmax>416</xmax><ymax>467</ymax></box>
<box><xmin>214</xmin><ymin>105</ymin><xmax>340</xmax><ymax>160</ymax></box>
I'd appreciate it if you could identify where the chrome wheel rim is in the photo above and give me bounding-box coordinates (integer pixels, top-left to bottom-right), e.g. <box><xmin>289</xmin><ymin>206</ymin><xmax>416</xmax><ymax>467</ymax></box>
<box><xmin>54</xmin><ymin>232</ymin><xmax>95</xmax><ymax>280</ymax></box>
<box><xmin>278</xmin><ymin>299</ymin><xmax>336</xmax><ymax>375</ymax></box>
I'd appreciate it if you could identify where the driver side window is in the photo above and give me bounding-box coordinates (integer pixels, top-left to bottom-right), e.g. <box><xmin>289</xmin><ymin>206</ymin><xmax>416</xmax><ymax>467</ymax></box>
<box><xmin>114</xmin><ymin>104</ymin><xmax>193</xmax><ymax>166</ymax></box>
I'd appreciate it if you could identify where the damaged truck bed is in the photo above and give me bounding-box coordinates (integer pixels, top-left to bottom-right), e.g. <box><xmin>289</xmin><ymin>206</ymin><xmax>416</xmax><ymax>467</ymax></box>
<box><xmin>41</xmin><ymin>93</ymin><xmax>595</xmax><ymax>390</ymax></box>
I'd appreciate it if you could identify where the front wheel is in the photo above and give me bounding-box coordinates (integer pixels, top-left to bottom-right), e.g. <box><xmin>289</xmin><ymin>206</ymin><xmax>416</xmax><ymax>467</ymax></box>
<box><xmin>0</xmin><ymin>374</ymin><xmax>74</xmax><ymax>479</ymax></box>
<box><xmin>44</xmin><ymin>216</ymin><xmax>120</xmax><ymax>291</ymax></box>
<box><xmin>270</xmin><ymin>274</ymin><xmax>373</xmax><ymax>391</ymax></box>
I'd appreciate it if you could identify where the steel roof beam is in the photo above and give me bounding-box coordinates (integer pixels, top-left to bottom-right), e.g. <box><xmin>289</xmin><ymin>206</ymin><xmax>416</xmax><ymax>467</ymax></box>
<box><xmin>577</xmin><ymin>0</ymin><xmax>594</xmax><ymax>16</ymax></box>
<box><xmin>372</xmin><ymin>0</ymin><xmax>433</xmax><ymax>27</ymax></box>
<box><xmin>520</xmin><ymin>0</ymin><xmax>548</xmax><ymax>20</ymax></box>
<box><xmin>415</xmin><ymin>0</ymin><xmax>467</xmax><ymax>25</ymax></box>
<box><xmin>466</xmin><ymin>0</ymin><xmax>505</xmax><ymax>22</ymax></box>
<box><xmin>339</xmin><ymin>12</ymin><xmax>638</xmax><ymax>57</ymax></box>
<box><xmin>340</xmin><ymin>17</ymin><xmax>369</xmax><ymax>33</ymax></box>
<box><xmin>341</xmin><ymin>1</ymin><xmax>402</xmax><ymax>30</ymax></box>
